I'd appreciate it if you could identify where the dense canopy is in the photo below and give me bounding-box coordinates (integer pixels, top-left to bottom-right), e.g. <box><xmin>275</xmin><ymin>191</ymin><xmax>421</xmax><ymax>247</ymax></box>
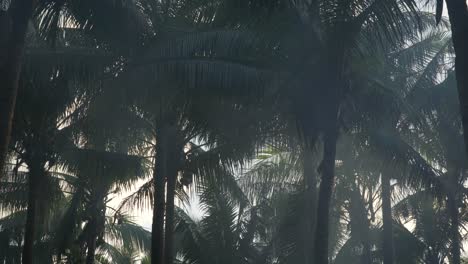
<box><xmin>1</xmin><ymin>0</ymin><xmax>468</xmax><ymax>263</ymax></box>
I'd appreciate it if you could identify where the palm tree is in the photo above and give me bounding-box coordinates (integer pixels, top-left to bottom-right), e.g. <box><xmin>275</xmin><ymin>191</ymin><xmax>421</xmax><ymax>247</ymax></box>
<box><xmin>57</xmin><ymin>146</ymin><xmax>146</xmax><ymax>263</ymax></box>
<box><xmin>11</xmin><ymin>54</ymin><xmax>78</xmax><ymax>264</ymax></box>
<box><xmin>0</xmin><ymin>168</ymin><xmax>66</xmax><ymax>262</ymax></box>
<box><xmin>380</xmin><ymin>172</ymin><xmax>395</xmax><ymax>264</ymax></box>
<box><xmin>228</xmin><ymin>2</ymin><xmax>425</xmax><ymax>261</ymax></box>
<box><xmin>0</xmin><ymin>0</ymin><xmax>149</xmax><ymax>175</ymax></box>
<box><xmin>393</xmin><ymin>190</ymin><xmax>453</xmax><ymax>263</ymax></box>
<box><xmin>433</xmin><ymin>0</ymin><xmax>468</xmax><ymax>164</ymax></box>
<box><xmin>0</xmin><ymin>0</ymin><xmax>35</xmax><ymax>175</ymax></box>
<box><xmin>113</xmin><ymin>103</ymin><xmax>268</xmax><ymax>264</ymax></box>
<box><xmin>2</xmin><ymin>2</ymin><xmax>467</xmax><ymax>264</ymax></box>
<box><xmin>173</xmin><ymin>177</ymin><xmax>267</xmax><ymax>264</ymax></box>
<box><xmin>104</xmin><ymin>6</ymin><xmax>278</xmax><ymax>261</ymax></box>
<box><xmin>0</xmin><ymin>170</ymin><xmax>151</xmax><ymax>263</ymax></box>
<box><xmin>232</xmin><ymin>8</ymin><xmax>448</xmax><ymax>261</ymax></box>
<box><xmin>407</xmin><ymin>71</ymin><xmax>467</xmax><ymax>264</ymax></box>
<box><xmin>8</xmin><ymin>26</ymin><xmax>115</xmax><ymax>263</ymax></box>
<box><xmin>2</xmin><ymin>80</ymin><xmax>150</xmax><ymax>262</ymax></box>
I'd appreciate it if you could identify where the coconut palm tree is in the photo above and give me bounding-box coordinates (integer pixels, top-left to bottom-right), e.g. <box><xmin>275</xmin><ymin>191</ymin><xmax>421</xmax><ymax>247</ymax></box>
<box><xmin>172</xmin><ymin>177</ymin><xmax>267</xmax><ymax>264</ymax></box>
<box><xmin>433</xmin><ymin>0</ymin><xmax>468</xmax><ymax>166</ymax></box>
<box><xmin>0</xmin><ymin>0</ymin><xmax>150</xmax><ymax>175</ymax></box>
<box><xmin>7</xmin><ymin>26</ymin><xmax>115</xmax><ymax>263</ymax></box>
<box><xmin>407</xmin><ymin>71</ymin><xmax>467</xmax><ymax>264</ymax></box>
<box><xmin>0</xmin><ymin>0</ymin><xmax>35</xmax><ymax>175</ymax></box>
<box><xmin>215</xmin><ymin>2</ymin><xmax>426</xmax><ymax>261</ymax></box>
<box><xmin>2</xmin><ymin>2</ymin><xmax>467</xmax><ymax>264</ymax></box>
<box><xmin>0</xmin><ymin>169</ymin><xmax>151</xmax><ymax>263</ymax></box>
<box><xmin>112</xmin><ymin>97</ymin><xmax>273</xmax><ymax>264</ymax></box>
<box><xmin>98</xmin><ymin>4</ymin><xmax>279</xmax><ymax>261</ymax></box>
<box><xmin>56</xmin><ymin>146</ymin><xmax>147</xmax><ymax>263</ymax></box>
<box><xmin>2</xmin><ymin>72</ymin><xmax>150</xmax><ymax>262</ymax></box>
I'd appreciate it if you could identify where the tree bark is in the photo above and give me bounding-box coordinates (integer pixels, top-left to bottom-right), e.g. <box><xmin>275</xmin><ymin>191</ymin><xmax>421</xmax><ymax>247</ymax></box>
<box><xmin>22</xmin><ymin>162</ymin><xmax>42</xmax><ymax>264</ymax></box>
<box><xmin>381</xmin><ymin>172</ymin><xmax>394</xmax><ymax>264</ymax></box>
<box><xmin>164</xmin><ymin>177</ymin><xmax>176</xmax><ymax>264</ymax></box>
<box><xmin>349</xmin><ymin>185</ymin><xmax>372</xmax><ymax>264</ymax></box>
<box><xmin>360</xmin><ymin>224</ymin><xmax>372</xmax><ymax>264</ymax></box>
<box><xmin>446</xmin><ymin>164</ymin><xmax>461</xmax><ymax>264</ymax></box>
<box><xmin>0</xmin><ymin>0</ymin><xmax>35</xmax><ymax>176</ymax></box>
<box><xmin>445</xmin><ymin>0</ymin><xmax>468</xmax><ymax>157</ymax></box>
<box><xmin>313</xmin><ymin>128</ymin><xmax>337</xmax><ymax>264</ymax></box>
<box><xmin>164</xmin><ymin>158</ymin><xmax>177</xmax><ymax>264</ymax></box>
<box><xmin>303</xmin><ymin>146</ymin><xmax>316</xmax><ymax>264</ymax></box>
<box><xmin>164</xmin><ymin>126</ymin><xmax>179</xmax><ymax>264</ymax></box>
<box><xmin>85</xmin><ymin>203</ymin><xmax>100</xmax><ymax>264</ymax></box>
<box><xmin>447</xmin><ymin>192</ymin><xmax>461</xmax><ymax>264</ymax></box>
<box><xmin>443</xmin><ymin>4</ymin><xmax>467</xmax><ymax>263</ymax></box>
<box><xmin>85</xmin><ymin>231</ymin><xmax>96</xmax><ymax>264</ymax></box>
<box><xmin>152</xmin><ymin>127</ymin><xmax>168</xmax><ymax>264</ymax></box>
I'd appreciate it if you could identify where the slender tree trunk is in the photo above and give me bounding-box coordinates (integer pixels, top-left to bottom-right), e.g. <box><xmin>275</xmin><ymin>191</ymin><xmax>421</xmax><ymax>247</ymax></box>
<box><xmin>164</xmin><ymin>161</ymin><xmax>177</xmax><ymax>264</ymax></box>
<box><xmin>444</xmin><ymin>4</ymin><xmax>467</xmax><ymax>262</ymax></box>
<box><xmin>381</xmin><ymin>172</ymin><xmax>394</xmax><ymax>264</ymax></box>
<box><xmin>445</xmin><ymin>0</ymin><xmax>468</xmax><ymax>157</ymax></box>
<box><xmin>349</xmin><ymin>185</ymin><xmax>372</xmax><ymax>264</ymax></box>
<box><xmin>361</xmin><ymin>215</ymin><xmax>372</xmax><ymax>263</ymax></box>
<box><xmin>446</xmin><ymin>165</ymin><xmax>461</xmax><ymax>264</ymax></box>
<box><xmin>313</xmin><ymin>128</ymin><xmax>338</xmax><ymax>264</ymax></box>
<box><xmin>85</xmin><ymin>230</ymin><xmax>96</xmax><ymax>264</ymax></box>
<box><xmin>164</xmin><ymin>176</ymin><xmax>176</xmax><ymax>264</ymax></box>
<box><xmin>164</xmin><ymin>126</ymin><xmax>179</xmax><ymax>264</ymax></box>
<box><xmin>447</xmin><ymin>192</ymin><xmax>461</xmax><ymax>264</ymax></box>
<box><xmin>0</xmin><ymin>0</ymin><xmax>35</xmax><ymax>175</ymax></box>
<box><xmin>22</xmin><ymin>162</ymin><xmax>42</xmax><ymax>264</ymax></box>
<box><xmin>303</xmin><ymin>146</ymin><xmax>316</xmax><ymax>264</ymax></box>
<box><xmin>361</xmin><ymin>228</ymin><xmax>372</xmax><ymax>264</ymax></box>
<box><xmin>0</xmin><ymin>230</ymin><xmax>8</xmax><ymax>263</ymax></box>
<box><xmin>85</xmin><ymin>204</ymin><xmax>99</xmax><ymax>264</ymax></box>
<box><xmin>0</xmin><ymin>10</ymin><xmax>11</xmax><ymax>63</ymax></box>
<box><xmin>152</xmin><ymin>127</ymin><xmax>167</xmax><ymax>264</ymax></box>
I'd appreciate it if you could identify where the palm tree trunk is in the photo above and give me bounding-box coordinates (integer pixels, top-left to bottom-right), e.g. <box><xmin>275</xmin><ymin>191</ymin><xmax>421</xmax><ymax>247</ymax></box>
<box><xmin>85</xmin><ymin>203</ymin><xmax>100</xmax><ymax>264</ymax></box>
<box><xmin>0</xmin><ymin>230</ymin><xmax>8</xmax><ymax>263</ymax></box>
<box><xmin>313</xmin><ymin>129</ymin><xmax>337</xmax><ymax>264</ymax></box>
<box><xmin>447</xmin><ymin>192</ymin><xmax>461</xmax><ymax>264</ymax></box>
<box><xmin>444</xmin><ymin>4</ymin><xmax>467</xmax><ymax>261</ymax></box>
<box><xmin>446</xmin><ymin>165</ymin><xmax>461</xmax><ymax>264</ymax></box>
<box><xmin>381</xmin><ymin>172</ymin><xmax>394</xmax><ymax>264</ymax></box>
<box><xmin>360</xmin><ymin>212</ymin><xmax>372</xmax><ymax>264</ymax></box>
<box><xmin>164</xmin><ymin>179</ymin><xmax>176</xmax><ymax>264</ymax></box>
<box><xmin>303</xmin><ymin>146</ymin><xmax>316</xmax><ymax>264</ymax></box>
<box><xmin>0</xmin><ymin>0</ymin><xmax>34</xmax><ymax>175</ymax></box>
<box><xmin>164</xmin><ymin>160</ymin><xmax>177</xmax><ymax>264</ymax></box>
<box><xmin>361</xmin><ymin>230</ymin><xmax>372</xmax><ymax>264</ymax></box>
<box><xmin>85</xmin><ymin>228</ymin><xmax>97</xmax><ymax>264</ymax></box>
<box><xmin>22</xmin><ymin>162</ymin><xmax>42</xmax><ymax>264</ymax></box>
<box><xmin>152</xmin><ymin>127</ymin><xmax>168</xmax><ymax>264</ymax></box>
<box><xmin>445</xmin><ymin>0</ymin><xmax>468</xmax><ymax>157</ymax></box>
<box><xmin>164</xmin><ymin>126</ymin><xmax>179</xmax><ymax>264</ymax></box>
<box><xmin>349</xmin><ymin>184</ymin><xmax>372</xmax><ymax>264</ymax></box>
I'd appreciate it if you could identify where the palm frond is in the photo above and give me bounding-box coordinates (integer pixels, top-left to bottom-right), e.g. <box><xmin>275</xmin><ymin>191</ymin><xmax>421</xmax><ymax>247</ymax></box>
<box><xmin>105</xmin><ymin>214</ymin><xmax>151</xmax><ymax>253</ymax></box>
